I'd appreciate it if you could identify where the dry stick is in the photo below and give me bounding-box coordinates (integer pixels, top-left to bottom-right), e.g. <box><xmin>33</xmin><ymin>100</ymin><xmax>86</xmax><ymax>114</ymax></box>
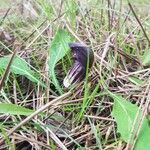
<box><xmin>121</xmin><ymin>15</ymin><xmax>149</xmax><ymax>48</ymax></box>
<box><xmin>100</xmin><ymin>0</ymin><xmax>104</xmax><ymax>24</ymax></box>
<box><xmin>0</xmin><ymin>91</ymin><xmax>71</xmax><ymax>145</ymax></box>
<box><xmin>118</xmin><ymin>0</ymin><xmax>123</xmax><ymax>30</ymax></box>
<box><xmin>11</xmin><ymin>133</ymin><xmax>51</xmax><ymax>149</ymax></box>
<box><xmin>110</xmin><ymin>45</ymin><xmax>140</xmax><ymax>65</ymax></box>
<box><xmin>115</xmin><ymin>0</ymin><xmax>123</xmax><ymax>40</ymax></box>
<box><xmin>84</xmin><ymin>115</ymin><xmax>114</xmax><ymax>122</ymax></box>
<box><xmin>0</xmin><ymin>8</ymin><xmax>11</xmax><ymax>26</ymax></box>
<box><xmin>107</xmin><ymin>0</ymin><xmax>111</xmax><ymax>31</ymax></box>
<box><xmin>121</xmin><ymin>9</ymin><xmax>131</xmax><ymax>29</ymax></box>
<box><xmin>65</xmin><ymin>132</ymin><xmax>92</xmax><ymax>147</ymax></box>
<box><xmin>99</xmin><ymin>33</ymin><xmax>115</xmax><ymax>78</ymax></box>
<box><xmin>22</xmin><ymin>19</ymin><xmax>47</xmax><ymax>42</ymax></box>
<box><xmin>55</xmin><ymin>110</ymin><xmax>74</xmax><ymax>133</ymax></box>
<box><xmin>58</xmin><ymin>0</ymin><xmax>64</xmax><ymax>18</ymax></box>
<box><xmin>39</xmin><ymin>121</ymin><xmax>68</xmax><ymax>150</ymax></box>
<box><xmin>109</xmin><ymin>68</ymin><xmax>149</xmax><ymax>80</ymax></box>
<box><xmin>128</xmin><ymin>2</ymin><xmax>150</xmax><ymax>46</ymax></box>
<box><xmin>24</xmin><ymin>23</ymin><xmax>51</xmax><ymax>50</ymax></box>
<box><xmin>65</xmin><ymin>21</ymin><xmax>84</xmax><ymax>44</ymax></box>
<box><xmin>23</xmin><ymin>12</ymin><xmax>65</xmax><ymax>43</ymax></box>
<box><xmin>0</xmin><ymin>47</ymin><xmax>18</xmax><ymax>91</ymax></box>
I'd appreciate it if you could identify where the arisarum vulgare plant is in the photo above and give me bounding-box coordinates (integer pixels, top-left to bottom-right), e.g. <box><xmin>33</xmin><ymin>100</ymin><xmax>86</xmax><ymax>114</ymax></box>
<box><xmin>63</xmin><ymin>42</ymin><xmax>94</xmax><ymax>88</ymax></box>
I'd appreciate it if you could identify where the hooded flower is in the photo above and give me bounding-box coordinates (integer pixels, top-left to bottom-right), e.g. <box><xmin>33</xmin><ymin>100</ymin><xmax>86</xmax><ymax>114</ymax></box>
<box><xmin>63</xmin><ymin>42</ymin><xmax>94</xmax><ymax>88</ymax></box>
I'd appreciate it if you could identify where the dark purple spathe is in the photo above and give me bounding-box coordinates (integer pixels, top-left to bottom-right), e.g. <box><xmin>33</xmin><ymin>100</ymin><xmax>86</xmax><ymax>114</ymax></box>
<box><xmin>63</xmin><ymin>42</ymin><xmax>94</xmax><ymax>88</ymax></box>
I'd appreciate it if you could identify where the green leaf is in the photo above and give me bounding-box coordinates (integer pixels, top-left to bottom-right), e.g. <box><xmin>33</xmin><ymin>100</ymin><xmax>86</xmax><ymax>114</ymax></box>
<box><xmin>0</xmin><ymin>56</ymin><xmax>41</xmax><ymax>84</ymax></box>
<box><xmin>0</xmin><ymin>103</ymin><xmax>34</xmax><ymax>116</ymax></box>
<box><xmin>48</xmin><ymin>29</ymin><xmax>71</xmax><ymax>93</ymax></box>
<box><xmin>128</xmin><ymin>76</ymin><xmax>144</xmax><ymax>85</ymax></box>
<box><xmin>141</xmin><ymin>49</ymin><xmax>150</xmax><ymax>66</ymax></box>
<box><xmin>110</xmin><ymin>92</ymin><xmax>150</xmax><ymax>150</ymax></box>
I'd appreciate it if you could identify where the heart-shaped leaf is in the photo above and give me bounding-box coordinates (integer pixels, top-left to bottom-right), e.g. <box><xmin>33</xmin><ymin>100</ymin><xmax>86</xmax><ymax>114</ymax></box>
<box><xmin>110</xmin><ymin>92</ymin><xmax>150</xmax><ymax>150</ymax></box>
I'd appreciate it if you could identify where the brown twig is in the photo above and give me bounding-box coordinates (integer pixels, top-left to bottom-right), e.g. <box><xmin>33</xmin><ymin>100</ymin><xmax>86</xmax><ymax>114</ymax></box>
<box><xmin>107</xmin><ymin>0</ymin><xmax>111</xmax><ymax>31</ymax></box>
<box><xmin>0</xmin><ymin>91</ymin><xmax>71</xmax><ymax>145</ymax></box>
<box><xmin>128</xmin><ymin>1</ymin><xmax>150</xmax><ymax>45</ymax></box>
<box><xmin>0</xmin><ymin>46</ymin><xmax>19</xmax><ymax>91</ymax></box>
<box><xmin>0</xmin><ymin>8</ymin><xmax>11</xmax><ymax>26</ymax></box>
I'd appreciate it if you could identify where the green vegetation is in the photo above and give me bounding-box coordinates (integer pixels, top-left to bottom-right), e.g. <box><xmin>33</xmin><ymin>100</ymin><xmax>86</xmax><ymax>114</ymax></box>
<box><xmin>0</xmin><ymin>0</ymin><xmax>150</xmax><ymax>149</ymax></box>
